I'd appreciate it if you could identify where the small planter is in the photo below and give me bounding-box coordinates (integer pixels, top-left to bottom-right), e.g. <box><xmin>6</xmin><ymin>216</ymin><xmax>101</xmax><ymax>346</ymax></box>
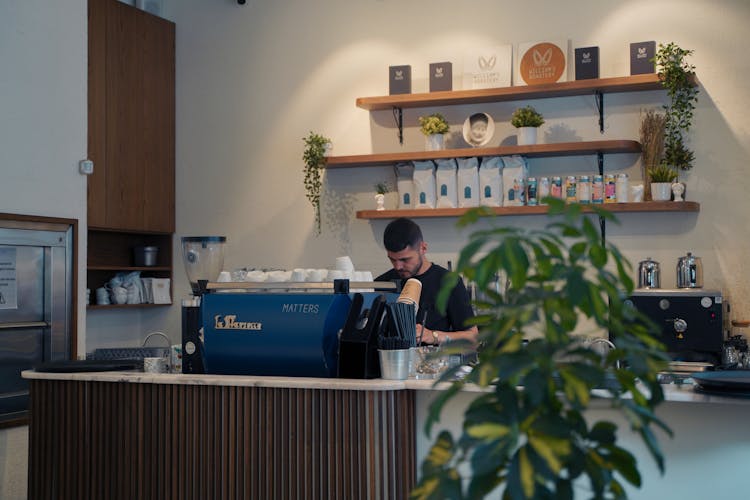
<box><xmin>650</xmin><ymin>182</ymin><xmax>672</xmax><ymax>201</ymax></box>
<box><xmin>425</xmin><ymin>133</ymin><xmax>445</xmax><ymax>151</ymax></box>
<box><xmin>516</xmin><ymin>127</ymin><xmax>538</xmax><ymax>146</ymax></box>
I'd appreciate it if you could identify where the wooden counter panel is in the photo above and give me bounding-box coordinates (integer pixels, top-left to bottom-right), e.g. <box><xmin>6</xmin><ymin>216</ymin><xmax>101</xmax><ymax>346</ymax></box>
<box><xmin>28</xmin><ymin>380</ymin><xmax>415</xmax><ymax>499</ymax></box>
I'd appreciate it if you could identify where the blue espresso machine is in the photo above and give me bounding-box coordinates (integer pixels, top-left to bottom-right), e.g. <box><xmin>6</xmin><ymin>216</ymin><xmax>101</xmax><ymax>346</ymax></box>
<box><xmin>182</xmin><ymin>279</ymin><xmax>398</xmax><ymax>378</ymax></box>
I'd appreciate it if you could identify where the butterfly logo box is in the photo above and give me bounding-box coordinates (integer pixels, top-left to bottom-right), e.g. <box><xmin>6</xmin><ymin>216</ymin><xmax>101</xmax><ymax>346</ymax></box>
<box><xmin>516</xmin><ymin>40</ymin><xmax>570</xmax><ymax>86</ymax></box>
<box><xmin>462</xmin><ymin>45</ymin><xmax>512</xmax><ymax>89</ymax></box>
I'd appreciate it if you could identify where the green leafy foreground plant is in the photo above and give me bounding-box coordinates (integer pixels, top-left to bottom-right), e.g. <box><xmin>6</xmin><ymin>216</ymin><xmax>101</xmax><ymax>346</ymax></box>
<box><xmin>302</xmin><ymin>131</ymin><xmax>331</xmax><ymax>235</ymax></box>
<box><xmin>413</xmin><ymin>199</ymin><xmax>671</xmax><ymax>500</ymax></box>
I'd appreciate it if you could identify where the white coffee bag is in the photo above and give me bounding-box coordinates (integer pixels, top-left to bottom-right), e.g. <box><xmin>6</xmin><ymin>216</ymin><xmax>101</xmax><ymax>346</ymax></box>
<box><xmin>478</xmin><ymin>156</ymin><xmax>503</xmax><ymax>207</ymax></box>
<box><xmin>412</xmin><ymin>160</ymin><xmax>436</xmax><ymax>209</ymax></box>
<box><xmin>435</xmin><ymin>158</ymin><xmax>458</xmax><ymax>208</ymax></box>
<box><xmin>457</xmin><ymin>157</ymin><xmax>480</xmax><ymax>208</ymax></box>
<box><xmin>395</xmin><ymin>163</ymin><xmax>414</xmax><ymax>209</ymax></box>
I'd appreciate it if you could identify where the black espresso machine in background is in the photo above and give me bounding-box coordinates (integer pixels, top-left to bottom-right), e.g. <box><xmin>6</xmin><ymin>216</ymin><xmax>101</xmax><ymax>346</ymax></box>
<box><xmin>624</xmin><ymin>288</ymin><xmax>725</xmax><ymax>365</ymax></box>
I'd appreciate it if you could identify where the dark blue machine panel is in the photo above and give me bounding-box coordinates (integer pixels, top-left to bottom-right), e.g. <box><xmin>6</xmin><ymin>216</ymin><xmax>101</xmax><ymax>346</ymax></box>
<box><xmin>201</xmin><ymin>292</ymin><xmax>353</xmax><ymax>377</ymax></box>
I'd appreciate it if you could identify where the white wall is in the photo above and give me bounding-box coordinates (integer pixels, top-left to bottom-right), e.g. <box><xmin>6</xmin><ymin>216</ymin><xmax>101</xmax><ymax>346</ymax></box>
<box><xmin>165</xmin><ymin>0</ymin><xmax>750</xmax><ymax>340</ymax></box>
<box><xmin>0</xmin><ymin>0</ymin><xmax>87</xmax><ymax>351</ymax></box>
<box><xmin>0</xmin><ymin>1</ymin><xmax>86</xmax><ymax>498</ymax></box>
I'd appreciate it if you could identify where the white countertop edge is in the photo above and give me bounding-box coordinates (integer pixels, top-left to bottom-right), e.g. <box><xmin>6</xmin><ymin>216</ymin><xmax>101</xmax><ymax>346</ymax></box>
<box><xmin>22</xmin><ymin>370</ymin><xmax>750</xmax><ymax>405</ymax></box>
<box><xmin>21</xmin><ymin>370</ymin><xmax>406</xmax><ymax>391</ymax></box>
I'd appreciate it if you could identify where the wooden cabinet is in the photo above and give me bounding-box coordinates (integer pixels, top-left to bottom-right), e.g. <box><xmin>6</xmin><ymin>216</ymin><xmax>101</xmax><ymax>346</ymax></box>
<box><xmin>328</xmin><ymin>75</ymin><xmax>700</xmax><ymax>220</ymax></box>
<box><xmin>87</xmin><ymin>0</ymin><xmax>175</xmax><ymax>307</ymax></box>
<box><xmin>88</xmin><ymin>0</ymin><xmax>175</xmax><ymax>233</ymax></box>
<box><xmin>87</xmin><ymin>229</ymin><xmax>173</xmax><ymax>309</ymax></box>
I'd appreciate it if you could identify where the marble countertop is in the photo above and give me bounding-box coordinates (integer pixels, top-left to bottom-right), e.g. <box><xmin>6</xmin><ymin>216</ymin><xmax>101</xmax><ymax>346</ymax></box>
<box><xmin>22</xmin><ymin>370</ymin><xmax>750</xmax><ymax>405</ymax></box>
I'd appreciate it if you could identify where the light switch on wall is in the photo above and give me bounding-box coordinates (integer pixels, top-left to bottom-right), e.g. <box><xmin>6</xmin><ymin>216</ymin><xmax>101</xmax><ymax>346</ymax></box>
<box><xmin>79</xmin><ymin>159</ymin><xmax>94</xmax><ymax>175</ymax></box>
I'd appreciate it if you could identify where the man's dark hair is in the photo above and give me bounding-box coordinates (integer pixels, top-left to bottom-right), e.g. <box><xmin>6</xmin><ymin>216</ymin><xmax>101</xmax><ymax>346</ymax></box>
<box><xmin>383</xmin><ymin>218</ymin><xmax>423</xmax><ymax>252</ymax></box>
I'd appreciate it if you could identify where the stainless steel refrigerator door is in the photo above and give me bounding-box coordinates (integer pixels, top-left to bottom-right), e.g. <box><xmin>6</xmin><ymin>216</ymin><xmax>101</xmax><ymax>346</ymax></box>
<box><xmin>0</xmin><ymin>225</ymin><xmax>72</xmax><ymax>423</ymax></box>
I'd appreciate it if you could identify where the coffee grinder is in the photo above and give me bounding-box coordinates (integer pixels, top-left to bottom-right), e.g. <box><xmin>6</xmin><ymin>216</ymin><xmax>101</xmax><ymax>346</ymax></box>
<box><xmin>181</xmin><ymin>236</ymin><xmax>226</xmax><ymax>373</ymax></box>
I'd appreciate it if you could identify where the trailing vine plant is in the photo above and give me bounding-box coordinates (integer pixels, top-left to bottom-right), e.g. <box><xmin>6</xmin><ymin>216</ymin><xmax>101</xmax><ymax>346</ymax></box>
<box><xmin>653</xmin><ymin>43</ymin><xmax>698</xmax><ymax>172</ymax></box>
<box><xmin>302</xmin><ymin>131</ymin><xmax>331</xmax><ymax>235</ymax></box>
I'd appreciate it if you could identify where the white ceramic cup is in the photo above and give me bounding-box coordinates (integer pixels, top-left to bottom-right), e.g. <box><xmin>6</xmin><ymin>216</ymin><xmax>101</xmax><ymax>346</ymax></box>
<box><xmin>96</xmin><ymin>287</ymin><xmax>110</xmax><ymax>305</ymax></box>
<box><xmin>335</xmin><ymin>256</ymin><xmax>354</xmax><ymax>272</ymax></box>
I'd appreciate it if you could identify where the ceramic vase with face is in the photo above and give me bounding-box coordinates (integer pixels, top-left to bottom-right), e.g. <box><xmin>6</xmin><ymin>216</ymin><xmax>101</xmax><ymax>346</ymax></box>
<box><xmin>375</xmin><ymin>193</ymin><xmax>385</xmax><ymax>210</ymax></box>
<box><xmin>671</xmin><ymin>182</ymin><xmax>685</xmax><ymax>201</ymax></box>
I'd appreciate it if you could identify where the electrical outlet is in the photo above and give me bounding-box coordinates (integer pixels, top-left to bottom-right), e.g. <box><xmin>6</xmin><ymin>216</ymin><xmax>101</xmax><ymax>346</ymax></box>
<box><xmin>79</xmin><ymin>159</ymin><xmax>94</xmax><ymax>175</ymax></box>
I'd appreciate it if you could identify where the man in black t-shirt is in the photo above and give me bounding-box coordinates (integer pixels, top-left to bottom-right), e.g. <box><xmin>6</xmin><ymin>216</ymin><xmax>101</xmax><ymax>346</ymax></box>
<box><xmin>375</xmin><ymin>218</ymin><xmax>478</xmax><ymax>346</ymax></box>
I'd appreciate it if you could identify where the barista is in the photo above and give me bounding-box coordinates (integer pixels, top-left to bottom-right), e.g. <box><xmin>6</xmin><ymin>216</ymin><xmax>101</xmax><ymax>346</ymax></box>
<box><xmin>375</xmin><ymin>218</ymin><xmax>478</xmax><ymax>346</ymax></box>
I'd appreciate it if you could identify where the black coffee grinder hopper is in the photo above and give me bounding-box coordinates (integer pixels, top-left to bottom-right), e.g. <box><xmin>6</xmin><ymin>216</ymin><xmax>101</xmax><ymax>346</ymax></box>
<box><xmin>338</xmin><ymin>293</ymin><xmax>389</xmax><ymax>379</ymax></box>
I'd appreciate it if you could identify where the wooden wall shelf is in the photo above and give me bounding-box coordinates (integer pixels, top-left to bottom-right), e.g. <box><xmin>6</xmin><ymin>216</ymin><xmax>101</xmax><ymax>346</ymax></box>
<box><xmin>325</xmin><ymin>140</ymin><xmax>640</xmax><ymax>168</ymax></box>
<box><xmin>355</xmin><ymin>74</ymin><xmax>675</xmax><ymax>111</ymax></box>
<box><xmin>356</xmin><ymin>201</ymin><xmax>700</xmax><ymax>219</ymax></box>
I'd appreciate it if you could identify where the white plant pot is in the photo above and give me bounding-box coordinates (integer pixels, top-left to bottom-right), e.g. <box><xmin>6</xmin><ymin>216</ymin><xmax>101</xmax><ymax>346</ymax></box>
<box><xmin>650</xmin><ymin>182</ymin><xmax>672</xmax><ymax>201</ymax></box>
<box><xmin>425</xmin><ymin>134</ymin><xmax>445</xmax><ymax>151</ymax></box>
<box><xmin>517</xmin><ymin>127</ymin><xmax>538</xmax><ymax>146</ymax></box>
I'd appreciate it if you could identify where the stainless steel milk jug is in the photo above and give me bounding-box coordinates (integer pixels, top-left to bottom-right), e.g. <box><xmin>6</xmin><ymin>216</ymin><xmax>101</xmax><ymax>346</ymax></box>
<box><xmin>637</xmin><ymin>257</ymin><xmax>660</xmax><ymax>288</ymax></box>
<box><xmin>676</xmin><ymin>252</ymin><xmax>703</xmax><ymax>288</ymax></box>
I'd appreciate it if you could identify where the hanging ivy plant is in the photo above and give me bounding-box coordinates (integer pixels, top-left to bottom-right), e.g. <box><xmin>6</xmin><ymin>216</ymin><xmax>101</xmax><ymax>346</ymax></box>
<box><xmin>653</xmin><ymin>42</ymin><xmax>698</xmax><ymax>172</ymax></box>
<box><xmin>302</xmin><ymin>131</ymin><xmax>331</xmax><ymax>235</ymax></box>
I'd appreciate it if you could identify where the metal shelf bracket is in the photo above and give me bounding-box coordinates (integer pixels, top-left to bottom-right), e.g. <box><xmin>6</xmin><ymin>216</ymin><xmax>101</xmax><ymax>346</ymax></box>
<box><xmin>595</xmin><ymin>91</ymin><xmax>604</xmax><ymax>134</ymax></box>
<box><xmin>392</xmin><ymin>107</ymin><xmax>403</xmax><ymax>145</ymax></box>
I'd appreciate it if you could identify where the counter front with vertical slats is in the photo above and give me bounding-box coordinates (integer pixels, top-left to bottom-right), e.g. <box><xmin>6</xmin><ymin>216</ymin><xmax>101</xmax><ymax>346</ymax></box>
<box><xmin>26</xmin><ymin>373</ymin><xmax>415</xmax><ymax>500</ymax></box>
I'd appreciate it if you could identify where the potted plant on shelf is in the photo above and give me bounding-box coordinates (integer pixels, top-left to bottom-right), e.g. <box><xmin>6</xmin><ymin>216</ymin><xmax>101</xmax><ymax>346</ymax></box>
<box><xmin>639</xmin><ymin>110</ymin><xmax>667</xmax><ymax>201</ymax></box>
<box><xmin>302</xmin><ymin>131</ymin><xmax>332</xmax><ymax>235</ymax></box>
<box><xmin>412</xmin><ymin>201</ymin><xmax>670</xmax><ymax>499</ymax></box>
<box><xmin>419</xmin><ymin>113</ymin><xmax>450</xmax><ymax>151</ymax></box>
<box><xmin>511</xmin><ymin>105</ymin><xmax>545</xmax><ymax>145</ymax></box>
<box><xmin>374</xmin><ymin>182</ymin><xmax>390</xmax><ymax>211</ymax></box>
<box><xmin>653</xmin><ymin>42</ymin><xmax>699</xmax><ymax>176</ymax></box>
<box><xmin>647</xmin><ymin>164</ymin><xmax>679</xmax><ymax>201</ymax></box>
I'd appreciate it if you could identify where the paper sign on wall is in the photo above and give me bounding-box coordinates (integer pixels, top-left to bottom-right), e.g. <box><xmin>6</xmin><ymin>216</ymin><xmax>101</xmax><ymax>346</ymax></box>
<box><xmin>0</xmin><ymin>247</ymin><xmax>18</xmax><ymax>309</ymax></box>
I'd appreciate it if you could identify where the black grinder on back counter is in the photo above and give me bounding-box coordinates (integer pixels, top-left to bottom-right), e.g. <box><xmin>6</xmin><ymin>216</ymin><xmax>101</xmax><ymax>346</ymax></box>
<box><xmin>623</xmin><ymin>289</ymin><xmax>725</xmax><ymax>365</ymax></box>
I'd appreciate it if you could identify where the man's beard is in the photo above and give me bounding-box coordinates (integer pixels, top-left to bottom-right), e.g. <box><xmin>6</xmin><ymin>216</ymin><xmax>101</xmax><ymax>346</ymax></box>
<box><xmin>398</xmin><ymin>254</ymin><xmax>423</xmax><ymax>278</ymax></box>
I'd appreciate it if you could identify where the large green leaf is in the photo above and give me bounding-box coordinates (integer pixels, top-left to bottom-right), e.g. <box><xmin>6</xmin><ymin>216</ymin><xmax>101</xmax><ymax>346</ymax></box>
<box><xmin>606</xmin><ymin>445</ymin><xmax>641</xmax><ymax>486</ymax></box>
<box><xmin>528</xmin><ymin>434</ymin><xmax>570</xmax><ymax>474</ymax></box>
<box><xmin>589</xmin><ymin>421</ymin><xmax>617</xmax><ymax>445</ymax></box>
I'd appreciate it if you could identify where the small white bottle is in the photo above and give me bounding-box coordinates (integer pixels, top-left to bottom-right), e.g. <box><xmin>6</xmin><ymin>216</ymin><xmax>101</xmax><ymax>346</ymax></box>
<box><xmin>615</xmin><ymin>173</ymin><xmax>629</xmax><ymax>203</ymax></box>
